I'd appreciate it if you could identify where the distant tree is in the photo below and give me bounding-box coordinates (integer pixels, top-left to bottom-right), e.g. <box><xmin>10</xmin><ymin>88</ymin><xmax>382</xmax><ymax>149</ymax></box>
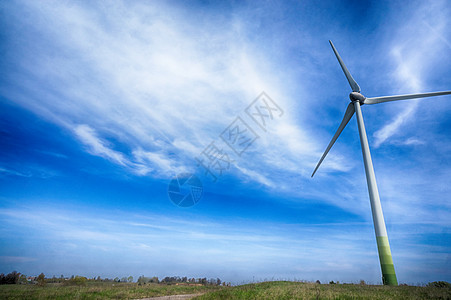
<box><xmin>127</xmin><ymin>276</ymin><xmax>133</xmax><ymax>283</ymax></box>
<box><xmin>18</xmin><ymin>274</ymin><xmax>27</xmax><ymax>284</ymax></box>
<box><xmin>76</xmin><ymin>276</ymin><xmax>87</xmax><ymax>285</ymax></box>
<box><xmin>138</xmin><ymin>276</ymin><xmax>150</xmax><ymax>285</ymax></box>
<box><xmin>0</xmin><ymin>272</ymin><xmax>21</xmax><ymax>285</ymax></box>
<box><xmin>316</xmin><ymin>280</ymin><xmax>321</xmax><ymax>284</ymax></box>
<box><xmin>216</xmin><ymin>278</ymin><xmax>221</xmax><ymax>286</ymax></box>
<box><xmin>37</xmin><ymin>273</ymin><xmax>46</xmax><ymax>286</ymax></box>
<box><xmin>162</xmin><ymin>276</ymin><xmax>181</xmax><ymax>284</ymax></box>
<box><xmin>121</xmin><ymin>277</ymin><xmax>127</xmax><ymax>283</ymax></box>
<box><xmin>114</xmin><ymin>277</ymin><xmax>120</xmax><ymax>282</ymax></box>
<box><xmin>427</xmin><ymin>281</ymin><xmax>451</xmax><ymax>288</ymax></box>
<box><xmin>329</xmin><ymin>281</ymin><xmax>335</xmax><ymax>284</ymax></box>
<box><xmin>359</xmin><ymin>280</ymin><xmax>366</xmax><ymax>285</ymax></box>
<box><xmin>151</xmin><ymin>277</ymin><xmax>159</xmax><ymax>283</ymax></box>
<box><xmin>9</xmin><ymin>271</ymin><xmax>21</xmax><ymax>284</ymax></box>
<box><xmin>96</xmin><ymin>276</ymin><xmax>101</xmax><ymax>281</ymax></box>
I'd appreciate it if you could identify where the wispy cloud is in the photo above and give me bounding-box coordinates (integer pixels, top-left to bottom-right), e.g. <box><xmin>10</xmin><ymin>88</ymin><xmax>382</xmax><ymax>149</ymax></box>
<box><xmin>0</xmin><ymin>167</ymin><xmax>31</xmax><ymax>178</ymax></box>
<box><xmin>0</xmin><ymin>256</ymin><xmax>37</xmax><ymax>263</ymax></box>
<box><xmin>0</xmin><ymin>0</ymin><xmax>330</xmax><ymax>188</ymax></box>
<box><xmin>0</xmin><ymin>166</ymin><xmax>58</xmax><ymax>179</ymax></box>
<box><xmin>373</xmin><ymin>0</ymin><xmax>450</xmax><ymax>147</ymax></box>
<box><xmin>1</xmin><ymin>205</ymin><xmax>448</xmax><ymax>283</ymax></box>
<box><xmin>374</xmin><ymin>104</ymin><xmax>418</xmax><ymax>147</ymax></box>
<box><xmin>402</xmin><ymin>137</ymin><xmax>425</xmax><ymax>146</ymax></box>
<box><xmin>74</xmin><ymin>124</ymin><xmax>128</xmax><ymax>166</ymax></box>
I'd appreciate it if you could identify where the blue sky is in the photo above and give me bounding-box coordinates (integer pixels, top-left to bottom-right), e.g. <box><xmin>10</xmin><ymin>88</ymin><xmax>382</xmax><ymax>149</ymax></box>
<box><xmin>1</xmin><ymin>0</ymin><xmax>450</xmax><ymax>284</ymax></box>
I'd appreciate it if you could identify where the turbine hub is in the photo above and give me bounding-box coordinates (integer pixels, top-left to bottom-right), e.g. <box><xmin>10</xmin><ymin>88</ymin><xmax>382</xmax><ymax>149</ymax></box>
<box><xmin>350</xmin><ymin>92</ymin><xmax>366</xmax><ymax>103</ymax></box>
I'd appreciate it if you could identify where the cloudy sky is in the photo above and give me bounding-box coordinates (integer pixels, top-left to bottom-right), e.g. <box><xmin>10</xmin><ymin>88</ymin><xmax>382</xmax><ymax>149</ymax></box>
<box><xmin>1</xmin><ymin>0</ymin><xmax>450</xmax><ymax>284</ymax></box>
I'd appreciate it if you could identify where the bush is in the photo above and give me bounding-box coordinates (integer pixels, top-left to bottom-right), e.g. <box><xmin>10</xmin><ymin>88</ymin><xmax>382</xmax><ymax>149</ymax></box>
<box><xmin>63</xmin><ymin>276</ymin><xmax>87</xmax><ymax>286</ymax></box>
<box><xmin>427</xmin><ymin>281</ymin><xmax>451</xmax><ymax>288</ymax></box>
<box><xmin>37</xmin><ymin>273</ymin><xmax>46</xmax><ymax>286</ymax></box>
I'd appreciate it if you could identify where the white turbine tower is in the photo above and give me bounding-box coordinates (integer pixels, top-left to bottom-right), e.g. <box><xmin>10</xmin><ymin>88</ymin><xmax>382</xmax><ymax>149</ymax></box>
<box><xmin>312</xmin><ymin>40</ymin><xmax>451</xmax><ymax>286</ymax></box>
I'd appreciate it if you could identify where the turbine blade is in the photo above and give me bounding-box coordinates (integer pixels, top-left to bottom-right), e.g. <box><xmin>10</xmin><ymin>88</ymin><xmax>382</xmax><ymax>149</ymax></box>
<box><xmin>312</xmin><ymin>102</ymin><xmax>355</xmax><ymax>177</ymax></box>
<box><xmin>329</xmin><ymin>40</ymin><xmax>361</xmax><ymax>93</ymax></box>
<box><xmin>364</xmin><ymin>91</ymin><xmax>451</xmax><ymax>105</ymax></box>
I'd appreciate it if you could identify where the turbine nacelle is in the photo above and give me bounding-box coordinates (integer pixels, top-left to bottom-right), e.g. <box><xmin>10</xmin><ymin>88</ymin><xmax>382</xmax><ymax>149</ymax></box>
<box><xmin>349</xmin><ymin>92</ymin><xmax>366</xmax><ymax>103</ymax></box>
<box><xmin>313</xmin><ymin>40</ymin><xmax>451</xmax><ymax>180</ymax></box>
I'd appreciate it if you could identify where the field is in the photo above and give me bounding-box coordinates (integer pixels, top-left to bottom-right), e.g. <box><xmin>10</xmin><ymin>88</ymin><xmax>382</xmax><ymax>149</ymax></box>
<box><xmin>196</xmin><ymin>281</ymin><xmax>451</xmax><ymax>300</ymax></box>
<box><xmin>1</xmin><ymin>281</ymin><xmax>451</xmax><ymax>299</ymax></box>
<box><xmin>0</xmin><ymin>282</ymin><xmax>221</xmax><ymax>300</ymax></box>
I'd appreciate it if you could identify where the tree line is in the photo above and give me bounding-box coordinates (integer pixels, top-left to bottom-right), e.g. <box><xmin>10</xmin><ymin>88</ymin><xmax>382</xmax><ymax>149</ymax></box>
<box><xmin>137</xmin><ymin>275</ymin><xmax>225</xmax><ymax>286</ymax></box>
<box><xmin>0</xmin><ymin>271</ymin><xmax>227</xmax><ymax>286</ymax></box>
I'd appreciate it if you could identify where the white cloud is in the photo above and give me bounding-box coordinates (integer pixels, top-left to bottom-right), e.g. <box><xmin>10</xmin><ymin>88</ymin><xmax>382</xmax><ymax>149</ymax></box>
<box><xmin>0</xmin><ymin>167</ymin><xmax>31</xmax><ymax>178</ymax></box>
<box><xmin>132</xmin><ymin>148</ymin><xmax>187</xmax><ymax>176</ymax></box>
<box><xmin>373</xmin><ymin>0</ymin><xmax>450</xmax><ymax>147</ymax></box>
<box><xmin>403</xmin><ymin>137</ymin><xmax>425</xmax><ymax>146</ymax></box>
<box><xmin>374</xmin><ymin>104</ymin><xmax>417</xmax><ymax>147</ymax></box>
<box><xmin>73</xmin><ymin>124</ymin><xmax>189</xmax><ymax>176</ymax></box>
<box><xmin>0</xmin><ymin>166</ymin><xmax>58</xmax><ymax>179</ymax></box>
<box><xmin>3</xmin><ymin>0</ymin><xmax>449</xmax><ymax>218</ymax></box>
<box><xmin>74</xmin><ymin>124</ymin><xmax>128</xmax><ymax>166</ymax></box>
<box><xmin>1</xmin><ymin>204</ymin><xmax>448</xmax><ymax>283</ymax></box>
<box><xmin>234</xmin><ymin>165</ymin><xmax>274</xmax><ymax>188</ymax></box>
<box><xmin>1</xmin><ymin>1</ymin><xmax>332</xmax><ymax>186</ymax></box>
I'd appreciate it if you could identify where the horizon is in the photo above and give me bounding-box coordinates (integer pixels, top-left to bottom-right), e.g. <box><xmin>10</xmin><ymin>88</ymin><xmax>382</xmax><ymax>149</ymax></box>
<box><xmin>1</xmin><ymin>0</ymin><xmax>450</xmax><ymax>285</ymax></box>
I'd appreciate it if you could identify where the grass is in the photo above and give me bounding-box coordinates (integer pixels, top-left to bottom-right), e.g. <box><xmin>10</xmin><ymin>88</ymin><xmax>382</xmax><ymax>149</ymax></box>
<box><xmin>0</xmin><ymin>282</ymin><xmax>222</xmax><ymax>299</ymax></box>
<box><xmin>1</xmin><ymin>281</ymin><xmax>450</xmax><ymax>299</ymax></box>
<box><xmin>194</xmin><ymin>281</ymin><xmax>451</xmax><ymax>300</ymax></box>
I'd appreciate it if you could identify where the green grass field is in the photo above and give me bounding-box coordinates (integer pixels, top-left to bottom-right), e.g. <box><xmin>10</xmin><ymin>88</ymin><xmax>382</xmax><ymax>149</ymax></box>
<box><xmin>1</xmin><ymin>281</ymin><xmax>450</xmax><ymax>299</ymax></box>
<box><xmin>196</xmin><ymin>281</ymin><xmax>451</xmax><ymax>300</ymax></box>
<box><xmin>0</xmin><ymin>282</ymin><xmax>221</xmax><ymax>300</ymax></box>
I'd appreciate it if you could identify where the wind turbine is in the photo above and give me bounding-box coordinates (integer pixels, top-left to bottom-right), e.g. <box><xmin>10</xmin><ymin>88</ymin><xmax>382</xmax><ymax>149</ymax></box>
<box><xmin>312</xmin><ymin>40</ymin><xmax>451</xmax><ymax>286</ymax></box>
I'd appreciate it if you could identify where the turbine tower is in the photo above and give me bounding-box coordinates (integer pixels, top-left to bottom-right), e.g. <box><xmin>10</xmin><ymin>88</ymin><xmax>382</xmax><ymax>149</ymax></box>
<box><xmin>312</xmin><ymin>40</ymin><xmax>451</xmax><ymax>286</ymax></box>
